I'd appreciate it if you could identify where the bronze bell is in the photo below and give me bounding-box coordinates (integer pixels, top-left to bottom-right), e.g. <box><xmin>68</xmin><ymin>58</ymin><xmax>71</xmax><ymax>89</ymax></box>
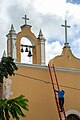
<box><xmin>28</xmin><ymin>51</ymin><xmax>33</xmax><ymax>57</ymax></box>
<box><xmin>21</xmin><ymin>47</ymin><xmax>24</xmax><ymax>52</ymax></box>
<box><xmin>25</xmin><ymin>47</ymin><xmax>28</xmax><ymax>52</ymax></box>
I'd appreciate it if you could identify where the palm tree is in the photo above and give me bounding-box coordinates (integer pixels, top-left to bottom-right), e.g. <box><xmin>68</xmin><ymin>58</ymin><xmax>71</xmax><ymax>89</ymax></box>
<box><xmin>0</xmin><ymin>56</ymin><xmax>29</xmax><ymax>120</ymax></box>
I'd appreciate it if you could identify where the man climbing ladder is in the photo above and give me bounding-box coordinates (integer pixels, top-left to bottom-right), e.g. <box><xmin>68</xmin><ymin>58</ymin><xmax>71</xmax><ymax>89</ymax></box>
<box><xmin>55</xmin><ymin>89</ymin><xmax>65</xmax><ymax>112</ymax></box>
<box><xmin>48</xmin><ymin>64</ymin><xmax>67</xmax><ymax>120</ymax></box>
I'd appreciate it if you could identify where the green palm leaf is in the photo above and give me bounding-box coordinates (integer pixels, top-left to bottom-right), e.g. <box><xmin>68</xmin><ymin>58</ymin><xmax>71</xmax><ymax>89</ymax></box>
<box><xmin>0</xmin><ymin>95</ymin><xmax>29</xmax><ymax>120</ymax></box>
<box><xmin>0</xmin><ymin>57</ymin><xmax>29</xmax><ymax>120</ymax></box>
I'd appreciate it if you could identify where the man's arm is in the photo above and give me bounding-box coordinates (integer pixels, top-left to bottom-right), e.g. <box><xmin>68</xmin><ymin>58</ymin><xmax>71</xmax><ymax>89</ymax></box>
<box><xmin>54</xmin><ymin>89</ymin><xmax>59</xmax><ymax>93</ymax></box>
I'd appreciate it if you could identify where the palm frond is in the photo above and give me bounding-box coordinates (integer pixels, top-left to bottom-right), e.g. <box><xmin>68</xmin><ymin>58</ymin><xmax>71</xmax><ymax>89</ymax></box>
<box><xmin>0</xmin><ymin>57</ymin><xmax>29</xmax><ymax>119</ymax></box>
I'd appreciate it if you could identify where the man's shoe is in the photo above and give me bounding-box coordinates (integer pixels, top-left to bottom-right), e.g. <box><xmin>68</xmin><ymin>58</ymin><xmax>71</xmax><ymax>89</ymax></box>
<box><xmin>60</xmin><ymin>109</ymin><xmax>63</xmax><ymax>112</ymax></box>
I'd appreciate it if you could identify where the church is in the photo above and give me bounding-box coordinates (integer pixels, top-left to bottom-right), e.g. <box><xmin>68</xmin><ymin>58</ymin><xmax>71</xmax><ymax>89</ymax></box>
<box><xmin>5</xmin><ymin>15</ymin><xmax>80</xmax><ymax>120</ymax></box>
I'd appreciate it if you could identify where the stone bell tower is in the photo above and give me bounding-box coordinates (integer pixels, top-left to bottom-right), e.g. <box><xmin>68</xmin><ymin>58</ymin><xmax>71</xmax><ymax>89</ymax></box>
<box><xmin>6</xmin><ymin>15</ymin><xmax>46</xmax><ymax>65</ymax></box>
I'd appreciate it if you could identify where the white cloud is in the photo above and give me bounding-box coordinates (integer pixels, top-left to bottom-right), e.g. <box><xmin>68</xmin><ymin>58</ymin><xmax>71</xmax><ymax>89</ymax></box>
<box><xmin>46</xmin><ymin>41</ymin><xmax>62</xmax><ymax>64</ymax></box>
<box><xmin>0</xmin><ymin>0</ymin><xmax>80</xmax><ymax>64</ymax></box>
<box><xmin>33</xmin><ymin>0</ymin><xmax>67</xmax><ymax>17</ymax></box>
<box><xmin>66</xmin><ymin>3</ymin><xmax>80</xmax><ymax>20</ymax></box>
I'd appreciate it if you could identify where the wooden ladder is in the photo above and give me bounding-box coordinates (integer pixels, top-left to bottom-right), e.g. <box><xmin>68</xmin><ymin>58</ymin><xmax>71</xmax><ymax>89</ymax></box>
<box><xmin>48</xmin><ymin>64</ymin><xmax>67</xmax><ymax>120</ymax></box>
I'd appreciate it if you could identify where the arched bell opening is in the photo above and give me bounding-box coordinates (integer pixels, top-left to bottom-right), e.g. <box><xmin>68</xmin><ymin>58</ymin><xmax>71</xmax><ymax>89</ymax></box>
<box><xmin>21</xmin><ymin>37</ymin><xmax>33</xmax><ymax>64</ymax></box>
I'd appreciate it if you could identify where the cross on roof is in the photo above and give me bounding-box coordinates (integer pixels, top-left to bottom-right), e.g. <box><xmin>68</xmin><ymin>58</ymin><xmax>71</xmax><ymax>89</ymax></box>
<box><xmin>61</xmin><ymin>20</ymin><xmax>70</xmax><ymax>45</ymax></box>
<box><xmin>22</xmin><ymin>15</ymin><xmax>29</xmax><ymax>25</ymax></box>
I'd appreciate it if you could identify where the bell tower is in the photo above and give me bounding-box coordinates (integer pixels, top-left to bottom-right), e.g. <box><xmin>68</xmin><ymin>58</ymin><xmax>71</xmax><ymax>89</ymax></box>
<box><xmin>6</xmin><ymin>15</ymin><xmax>46</xmax><ymax>65</ymax></box>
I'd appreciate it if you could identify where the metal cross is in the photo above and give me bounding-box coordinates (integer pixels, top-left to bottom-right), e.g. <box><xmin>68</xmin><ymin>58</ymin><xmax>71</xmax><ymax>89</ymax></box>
<box><xmin>61</xmin><ymin>20</ymin><xmax>70</xmax><ymax>44</ymax></box>
<box><xmin>22</xmin><ymin>15</ymin><xmax>29</xmax><ymax>25</ymax></box>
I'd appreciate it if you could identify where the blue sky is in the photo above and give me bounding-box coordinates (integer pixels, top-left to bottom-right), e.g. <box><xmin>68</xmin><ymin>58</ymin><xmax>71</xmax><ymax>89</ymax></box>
<box><xmin>0</xmin><ymin>0</ymin><xmax>80</xmax><ymax>64</ymax></box>
<box><xmin>66</xmin><ymin>0</ymin><xmax>80</xmax><ymax>4</ymax></box>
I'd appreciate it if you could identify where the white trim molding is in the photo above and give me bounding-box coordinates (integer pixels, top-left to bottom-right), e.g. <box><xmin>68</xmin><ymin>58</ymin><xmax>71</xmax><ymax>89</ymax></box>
<box><xmin>62</xmin><ymin>109</ymin><xmax>80</xmax><ymax>120</ymax></box>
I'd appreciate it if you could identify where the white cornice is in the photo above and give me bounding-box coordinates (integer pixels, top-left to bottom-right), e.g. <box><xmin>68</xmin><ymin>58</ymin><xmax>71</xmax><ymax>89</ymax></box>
<box><xmin>16</xmin><ymin>62</ymin><xmax>48</xmax><ymax>69</ymax></box>
<box><xmin>16</xmin><ymin>62</ymin><xmax>80</xmax><ymax>73</ymax></box>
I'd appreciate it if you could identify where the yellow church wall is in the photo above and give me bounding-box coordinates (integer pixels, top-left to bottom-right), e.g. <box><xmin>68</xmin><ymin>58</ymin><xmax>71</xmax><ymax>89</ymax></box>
<box><xmin>10</xmin><ymin>64</ymin><xmax>58</xmax><ymax>120</ymax></box>
<box><xmin>56</xmin><ymin>70</ymin><xmax>80</xmax><ymax>111</ymax></box>
<box><xmin>49</xmin><ymin>47</ymin><xmax>80</xmax><ymax>69</ymax></box>
<box><xmin>48</xmin><ymin>46</ymin><xmax>80</xmax><ymax>119</ymax></box>
<box><xmin>10</xmin><ymin>62</ymin><xmax>80</xmax><ymax>120</ymax></box>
